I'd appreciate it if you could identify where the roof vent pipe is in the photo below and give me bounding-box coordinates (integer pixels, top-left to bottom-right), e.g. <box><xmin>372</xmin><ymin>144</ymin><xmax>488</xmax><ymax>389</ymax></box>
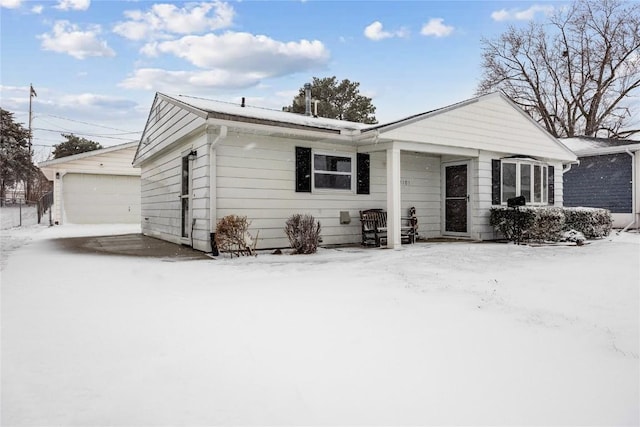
<box><xmin>304</xmin><ymin>83</ymin><xmax>312</xmax><ymax>116</ymax></box>
<box><xmin>241</xmin><ymin>97</ymin><xmax>245</xmax><ymax>107</ymax></box>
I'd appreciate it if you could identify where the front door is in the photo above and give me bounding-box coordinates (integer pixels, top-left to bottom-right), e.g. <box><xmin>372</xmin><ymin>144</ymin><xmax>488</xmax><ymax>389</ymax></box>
<box><xmin>444</xmin><ymin>162</ymin><xmax>469</xmax><ymax>235</ymax></box>
<box><xmin>181</xmin><ymin>154</ymin><xmax>192</xmax><ymax>243</ymax></box>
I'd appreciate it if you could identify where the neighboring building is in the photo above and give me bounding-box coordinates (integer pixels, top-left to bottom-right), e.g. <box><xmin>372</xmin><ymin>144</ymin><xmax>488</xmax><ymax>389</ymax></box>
<box><xmin>39</xmin><ymin>142</ymin><xmax>141</xmax><ymax>225</ymax></box>
<box><xmin>562</xmin><ymin>137</ymin><xmax>640</xmax><ymax>229</ymax></box>
<box><xmin>133</xmin><ymin>92</ymin><xmax>578</xmax><ymax>252</ymax></box>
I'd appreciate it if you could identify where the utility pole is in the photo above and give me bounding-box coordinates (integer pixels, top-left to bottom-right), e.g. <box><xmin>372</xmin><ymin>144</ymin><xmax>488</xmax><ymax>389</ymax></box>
<box><xmin>28</xmin><ymin>83</ymin><xmax>36</xmax><ymax>156</ymax></box>
<box><xmin>27</xmin><ymin>84</ymin><xmax>37</xmax><ymax>202</ymax></box>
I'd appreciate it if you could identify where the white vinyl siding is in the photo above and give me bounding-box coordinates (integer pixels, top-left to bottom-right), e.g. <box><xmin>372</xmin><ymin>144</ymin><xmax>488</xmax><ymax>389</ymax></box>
<box><xmin>139</xmin><ymin>130</ymin><xmax>211</xmax><ymax>250</ymax></box>
<box><xmin>379</xmin><ymin>94</ymin><xmax>576</xmax><ymax>162</ymax></box>
<box><xmin>135</xmin><ymin>97</ymin><xmax>206</xmax><ymax>166</ymax></box>
<box><xmin>214</xmin><ymin>135</ymin><xmax>441</xmax><ymax>248</ymax></box>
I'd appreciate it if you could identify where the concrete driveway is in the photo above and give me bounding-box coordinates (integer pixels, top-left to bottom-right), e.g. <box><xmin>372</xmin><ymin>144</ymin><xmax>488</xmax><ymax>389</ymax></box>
<box><xmin>51</xmin><ymin>233</ymin><xmax>210</xmax><ymax>260</ymax></box>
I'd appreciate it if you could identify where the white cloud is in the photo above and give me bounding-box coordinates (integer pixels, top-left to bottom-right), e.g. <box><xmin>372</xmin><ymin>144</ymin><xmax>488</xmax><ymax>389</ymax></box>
<box><xmin>0</xmin><ymin>0</ymin><xmax>22</xmax><ymax>9</ymax></box>
<box><xmin>39</xmin><ymin>20</ymin><xmax>115</xmax><ymax>59</ymax></box>
<box><xmin>113</xmin><ymin>1</ymin><xmax>234</xmax><ymax>41</ymax></box>
<box><xmin>58</xmin><ymin>93</ymin><xmax>137</xmax><ymax>110</ymax></box>
<box><xmin>491</xmin><ymin>5</ymin><xmax>554</xmax><ymax>21</ymax></box>
<box><xmin>490</xmin><ymin>9</ymin><xmax>510</xmax><ymax>21</ymax></box>
<box><xmin>420</xmin><ymin>18</ymin><xmax>454</xmax><ymax>38</ymax></box>
<box><xmin>141</xmin><ymin>32</ymin><xmax>330</xmax><ymax>76</ymax></box>
<box><xmin>119</xmin><ymin>68</ymin><xmax>263</xmax><ymax>92</ymax></box>
<box><xmin>31</xmin><ymin>4</ymin><xmax>43</xmax><ymax>13</ymax></box>
<box><xmin>364</xmin><ymin>21</ymin><xmax>408</xmax><ymax>41</ymax></box>
<box><xmin>55</xmin><ymin>0</ymin><xmax>90</xmax><ymax>11</ymax></box>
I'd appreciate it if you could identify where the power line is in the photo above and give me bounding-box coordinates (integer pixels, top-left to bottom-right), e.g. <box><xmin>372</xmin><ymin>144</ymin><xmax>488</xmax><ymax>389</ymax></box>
<box><xmin>40</xmin><ymin>118</ymin><xmax>141</xmax><ymax>136</ymax></box>
<box><xmin>32</xmin><ymin>127</ymin><xmax>137</xmax><ymax>141</ymax></box>
<box><xmin>38</xmin><ymin>113</ymin><xmax>141</xmax><ymax>134</ymax></box>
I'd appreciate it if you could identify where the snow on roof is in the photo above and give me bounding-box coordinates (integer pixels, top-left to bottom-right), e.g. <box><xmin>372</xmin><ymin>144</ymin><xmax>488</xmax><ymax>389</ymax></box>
<box><xmin>561</xmin><ymin>137</ymin><xmax>640</xmax><ymax>155</ymax></box>
<box><xmin>166</xmin><ymin>94</ymin><xmax>373</xmax><ymax>133</ymax></box>
<box><xmin>38</xmin><ymin>141</ymin><xmax>138</xmax><ymax>167</ymax></box>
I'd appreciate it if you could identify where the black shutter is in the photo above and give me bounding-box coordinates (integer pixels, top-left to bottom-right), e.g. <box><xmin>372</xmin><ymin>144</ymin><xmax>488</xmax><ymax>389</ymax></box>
<box><xmin>548</xmin><ymin>165</ymin><xmax>555</xmax><ymax>205</ymax></box>
<box><xmin>491</xmin><ymin>159</ymin><xmax>501</xmax><ymax>205</ymax></box>
<box><xmin>357</xmin><ymin>153</ymin><xmax>370</xmax><ymax>194</ymax></box>
<box><xmin>295</xmin><ymin>147</ymin><xmax>312</xmax><ymax>192</ymax></box>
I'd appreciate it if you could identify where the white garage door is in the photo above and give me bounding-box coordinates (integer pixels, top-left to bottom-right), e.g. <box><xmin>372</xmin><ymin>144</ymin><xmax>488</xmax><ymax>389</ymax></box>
<box><xmin>62</xmin><ymin>174</ymin><xmax>140</xmax><ymax>224</ymax></box>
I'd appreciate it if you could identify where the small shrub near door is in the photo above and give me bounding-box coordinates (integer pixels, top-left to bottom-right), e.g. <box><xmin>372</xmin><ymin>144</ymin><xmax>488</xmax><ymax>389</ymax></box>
<box><xmin>215</xmin><ymin>215</ymin><xmax>255</xmax><ymax>257</ymax></box>
<box><xmin>285</xmin><ymin>214</ymin><xmax>321</xmax><ymax>254</ymax></box>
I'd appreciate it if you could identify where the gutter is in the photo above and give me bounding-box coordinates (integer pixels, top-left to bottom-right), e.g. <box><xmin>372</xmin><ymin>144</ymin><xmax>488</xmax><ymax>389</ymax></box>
<box><xmin>562</xmin><ymin>160</ymin><xmax>579</xmax><ymax>174</ymax></box>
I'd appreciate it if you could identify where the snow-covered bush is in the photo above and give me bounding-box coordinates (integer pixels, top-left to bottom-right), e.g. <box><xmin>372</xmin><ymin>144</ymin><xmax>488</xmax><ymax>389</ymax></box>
<box><xmin>562</xmin><ymin>229</ymin><xmax>586</xmax><ymax>245</ymax></box>
<box><xmin>524</xmin><ymin>207</ymin><xmax>564</xmax><ymax>242</ymax></box>
<box><xmin>563</xmin><ymin>207</ymin><xmax>612</xmax><ymax>239</ymax></box>
<box><xmin>489</xmin><ymin>207</ymin><xmax>535</xmax><ymax>243</ymax></box>
<box><xmin>215</xmin><ymin>215</ymin><xmax>254</xmax><ymax>257</ymax></box>
<box><xmin>490</xmin><ymin>206</ymin><xmax>612</xmax><ymax>243</ymax></box>
<box><xmin>285</xmin><ymin>214</ymin><xmax>321</xmax><ymax>254</ymax></box>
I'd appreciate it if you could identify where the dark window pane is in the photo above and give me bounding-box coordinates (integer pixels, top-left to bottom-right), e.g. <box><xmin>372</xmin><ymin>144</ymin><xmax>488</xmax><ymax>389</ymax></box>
<box><xmin>520</xmin><ymin>164</ymin><xmax>531</xmax><ymax>202</ymax></box>
<box><xmin>445</xmin><ymin>199</ymin><xmax>467</xmax><ymax>232</ymax></box>
<box><xmin>181</xmin><ymin>197</ymin><xmax>189</xmax><ymax>238</ymax></box>
<box><xmin>445</xmin><ymin>165</ymin><xmax>467</xmax><ymax>197</ymax></box>
<box><xmin>314</xmin><ymin>154</ymin><xmax>351</xmax><ymax>172</ymax></box>
<box><xmin>181</xmin><ymin>156</ymin><xmax>189</xmax><ymax>196</ymax></box>
<box><xmin>502</xmin><ymin>163</ymin><xmax>516</xmax><ymax>202</ymax></box>
<box><xmin>314</xmin><ymin>173</ymin><xmax>351</xmax><ymax>190</ymax></box>
<box><xmin>534</xmin><ymin>165</ymin><xmax>541</xmax><ymax>202</ymax></box>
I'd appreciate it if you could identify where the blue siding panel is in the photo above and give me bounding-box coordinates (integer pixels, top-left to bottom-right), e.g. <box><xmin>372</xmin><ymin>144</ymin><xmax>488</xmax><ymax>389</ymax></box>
<box><xmin>563</xmin><ymin>153</ymin><xmax>632</xmax><ymax>213</ymax></box>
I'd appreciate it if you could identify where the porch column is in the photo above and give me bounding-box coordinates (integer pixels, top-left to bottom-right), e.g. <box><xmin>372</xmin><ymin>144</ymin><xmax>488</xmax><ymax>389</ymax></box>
<box><xmin>386</xmin><ymin>147</ymin><xmax>401</xmax><ymax>249</ymax></box>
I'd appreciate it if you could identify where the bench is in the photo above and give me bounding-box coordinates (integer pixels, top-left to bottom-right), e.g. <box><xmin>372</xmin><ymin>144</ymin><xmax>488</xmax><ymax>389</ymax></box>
<box><xmin>360</xmin><ymin>208</ymin><xmax>417</xmax><ymax>247</ymax></box>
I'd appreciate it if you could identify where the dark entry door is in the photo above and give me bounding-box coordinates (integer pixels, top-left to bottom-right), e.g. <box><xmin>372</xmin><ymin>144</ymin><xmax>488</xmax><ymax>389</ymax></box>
<box><xmin>444</xmin><ymin>163</ymin><xmax>469</xmax><ymax>234</ymax></box>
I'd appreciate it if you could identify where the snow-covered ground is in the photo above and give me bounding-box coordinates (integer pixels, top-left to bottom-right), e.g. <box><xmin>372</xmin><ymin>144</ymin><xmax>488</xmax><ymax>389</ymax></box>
<box><xmin>1</xmin><ymin>224</ymin><xmax>639</xmax><ymax>426</ymax></box>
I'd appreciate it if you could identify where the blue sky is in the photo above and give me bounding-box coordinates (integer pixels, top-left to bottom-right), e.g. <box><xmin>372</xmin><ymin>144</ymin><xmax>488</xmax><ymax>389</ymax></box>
<box><xmin>0</xmin><ymin>0</ymin><xmax>565</xmax><ymax>161</ymax></box>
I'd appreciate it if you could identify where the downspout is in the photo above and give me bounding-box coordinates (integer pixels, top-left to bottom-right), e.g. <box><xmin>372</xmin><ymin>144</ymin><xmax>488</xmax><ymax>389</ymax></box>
<box><xmin>208</xmin><ymin>124</ymin><xmax>228</xmax><ymax>252</ymax></box>
<box><xmin>620</xmin><ymin>148</ymin><xmax>637</xmax><ymax>233</ymax></box>
<box><xmin>56</xmin><ymin>170</ymin><xmax>67</xmax><ymax>225</ymax></box>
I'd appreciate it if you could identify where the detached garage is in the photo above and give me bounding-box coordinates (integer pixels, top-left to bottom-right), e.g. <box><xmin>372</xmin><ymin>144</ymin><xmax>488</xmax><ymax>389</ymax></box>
<box><xmin>39</xmin><ymin>142</ymin><xmax>141</xmax><ymax>225</ymax></box>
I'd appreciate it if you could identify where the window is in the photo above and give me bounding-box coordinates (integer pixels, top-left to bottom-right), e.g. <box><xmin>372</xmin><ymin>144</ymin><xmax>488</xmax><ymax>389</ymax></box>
<box><xmin>501</xmin><ymin>159</ymin><xmax>548</xmax><ymax>205</ymax></box>
<box><xmin>313</xmin><ymin>152</ymin><xmax>354</xmax><ymax>191</ymax></box>
<box><xmin>296</xmin><ymin>147</ymin><xmax>368</xmax><ymax>194</ymax></box>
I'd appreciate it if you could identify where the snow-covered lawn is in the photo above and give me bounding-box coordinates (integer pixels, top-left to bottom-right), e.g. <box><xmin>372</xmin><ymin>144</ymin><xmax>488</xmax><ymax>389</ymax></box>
<box><xmin>1</xmin><ymin>224</ymin><xmax>638</xmax><ymax>426</ymax></box>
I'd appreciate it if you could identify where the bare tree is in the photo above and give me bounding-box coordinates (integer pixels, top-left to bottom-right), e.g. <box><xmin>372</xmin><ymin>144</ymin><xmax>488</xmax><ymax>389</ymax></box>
<box><xmin>477</xmin><ymin>0</ymin><xmax>640</xmax><ymax>138</ymax></box>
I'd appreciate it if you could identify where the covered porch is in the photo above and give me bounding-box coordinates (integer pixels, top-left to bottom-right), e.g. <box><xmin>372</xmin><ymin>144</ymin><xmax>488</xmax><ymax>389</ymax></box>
<box><xmin>358</xmin><ymin>139</ymin><xmax>481</xmax><ymax>249</ymax></box>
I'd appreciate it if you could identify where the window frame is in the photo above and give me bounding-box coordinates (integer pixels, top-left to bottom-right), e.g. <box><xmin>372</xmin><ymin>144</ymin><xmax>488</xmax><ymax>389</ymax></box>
<box><xmin>311</xmin><ymin>150</ymin><xmax>355</xmax><ymax>193</ymax></box>
<box><xmin>500</xmin><ymin>159</ymin><xmax>549</xmax><ymax>206</ymax></box>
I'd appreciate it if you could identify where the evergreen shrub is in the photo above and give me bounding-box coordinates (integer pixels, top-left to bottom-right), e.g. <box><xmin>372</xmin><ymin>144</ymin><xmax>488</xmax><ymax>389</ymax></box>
<box><xmin>563</xmin><ymin>207</ymin><xmax>612</xmax><ymax>239</ymax></box>
<box><xmin>489</xmin><ymin>206</ymin><xmax>611</xmax><ymax>243</ymax></box>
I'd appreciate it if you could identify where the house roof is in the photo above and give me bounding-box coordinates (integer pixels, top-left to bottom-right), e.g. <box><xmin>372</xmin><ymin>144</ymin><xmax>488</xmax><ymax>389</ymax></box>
<box><xmin>163</xmin><ymin>93</ymin><xmax>372</xmax><ymax>133</ymax></box>
<box><xmin>38</xmin><ymin>141</ymin><xmax>138</xmax><ymax>167</ymax></box>
<box><xmin>561</xmin><ymin>137</ymin><xmax>640</xmax><ymax>156</ymax></box>
<box><xmin>137</xmin><ymin>91</ymin><xmax>578</xmax><ymax>164</ymax></box>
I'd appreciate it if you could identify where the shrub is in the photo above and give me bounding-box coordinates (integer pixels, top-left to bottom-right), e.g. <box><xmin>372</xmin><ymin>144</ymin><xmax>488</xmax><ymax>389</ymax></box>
<box><xmin>489</xmin><ymin>207</ymin><xmax>535</xmax><ymax>243</ymax></box>
<box><xmin>524</xmin><ymin>207</ymin><xmax>564</xmax><ymax>242</ymax></box>
<box><xmin>285</xmin><ymin>214</ymin><xmax>321</xmax><ymax>254</ymax></box>
<box><xmin>215</xmin><ymin>215</ymin><xmax>253</xmax><ymax>257</ymax></box>
<box><xmin>563</xmin><ymin>207</ymin><xmax>612</xmax><ymax>239</ymax></box>
<box><xmin>490</xmin><ymin>206</ymin><xmax>612</xmax><ymax>243</ymax></box>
